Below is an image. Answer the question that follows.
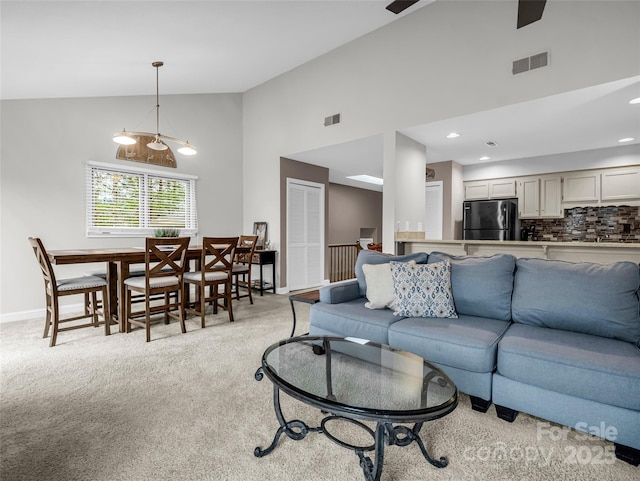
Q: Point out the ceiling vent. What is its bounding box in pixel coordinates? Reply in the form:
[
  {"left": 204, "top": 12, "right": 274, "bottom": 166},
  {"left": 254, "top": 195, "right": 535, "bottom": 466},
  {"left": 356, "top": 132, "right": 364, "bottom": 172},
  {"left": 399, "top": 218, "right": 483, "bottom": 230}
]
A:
[
  {"left": 512, "top": 51, "right": 549, "bottom": 75},
  {"left": 486, "top": 141, "right": 499, "bottom": 147},
  {"left": 324, "top": 113, "right": 341, "bottom": 127}
]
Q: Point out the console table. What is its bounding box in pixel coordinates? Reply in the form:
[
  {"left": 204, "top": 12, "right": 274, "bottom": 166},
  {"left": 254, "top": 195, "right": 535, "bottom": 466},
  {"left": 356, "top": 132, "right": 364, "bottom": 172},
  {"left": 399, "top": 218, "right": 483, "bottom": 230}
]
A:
[{"left": 251, "top": 250, "right": 276, "bottom": 295}]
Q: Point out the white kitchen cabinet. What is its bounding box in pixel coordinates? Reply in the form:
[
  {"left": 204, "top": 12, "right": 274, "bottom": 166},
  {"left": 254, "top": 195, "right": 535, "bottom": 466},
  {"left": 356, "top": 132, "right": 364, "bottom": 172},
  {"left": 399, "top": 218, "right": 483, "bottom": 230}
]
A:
[
  {"left": 601, "top": 168, "right": 640, "bottom": 201},
  {"left": 464, "top": 179, "right": 516, "bottom": 200},
  {"left": 466, "top": 165, "right": 640, "bottom": 210},
  {"left": 488, "top": 179, "right": 517, "bottom": 198},
  {"left": 517, "top": 176, "right": 562, "bottom": 219},
  {"left": 562, "top": 172, "right": 600, "bottom": 203},
  {"left": 464, "top": 181, "right": 490, "bottom": 200},
  {"left": 540, "top": 176, "right": 563, "bottom": 218},
  {"left": 518, "top": 178, "right": 540, "bottom": 218}
]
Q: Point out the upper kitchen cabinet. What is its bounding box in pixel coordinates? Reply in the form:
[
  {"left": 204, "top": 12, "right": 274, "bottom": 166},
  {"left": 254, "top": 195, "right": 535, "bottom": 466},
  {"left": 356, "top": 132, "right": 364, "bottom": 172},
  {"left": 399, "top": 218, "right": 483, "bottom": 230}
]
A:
[
  {"left": 540, "top": 177, "right": 563, "bottom": 218},
  {"left": 518, "top": 178, "right": 540, "bottom": 218},
  {"left": 464, "top": 180, "right": 489, "bottom": 200},
  {"left": 465, "top": 166, "right": 640, "bottom": 217},
  {"left": 464, "top": 179, "right": 516, "bottom": 200},
  {"left": 488, "top": 179, "right": 517, "bottom": 198},
  {"left": 601, "top": 168, "right": 640, "bottom": 201},
  {"left": 562, "top": 172, "right": 600, "bottom": 203},
  {"left": 517, "top": 175, "right": 562, "bottom": 219},
  {"left": 561, "top": 167, "right": 640, "bottom": 206}
]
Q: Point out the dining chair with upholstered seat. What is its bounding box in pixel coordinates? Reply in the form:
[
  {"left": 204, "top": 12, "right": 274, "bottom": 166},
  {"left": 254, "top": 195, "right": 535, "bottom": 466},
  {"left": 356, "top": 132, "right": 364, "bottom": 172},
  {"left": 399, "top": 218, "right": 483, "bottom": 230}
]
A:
[
  {"left": 183, "top": 237, "right": 238, "bottom": 327},
  {"left": 28, "top": 237, "right": 114, "bottom": 347},
  {"left": 232, "top": 234, "right": 258, "bottom": 304},
  {"left": 123, "top": 237, "right": 190, "bottom": 342}
]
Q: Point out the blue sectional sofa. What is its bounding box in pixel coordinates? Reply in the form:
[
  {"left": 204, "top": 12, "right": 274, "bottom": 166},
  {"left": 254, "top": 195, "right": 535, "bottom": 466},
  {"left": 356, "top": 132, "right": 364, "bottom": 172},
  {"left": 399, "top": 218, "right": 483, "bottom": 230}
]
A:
[{"left": 308, "top": 249, "right": 640, "bottom": 465}]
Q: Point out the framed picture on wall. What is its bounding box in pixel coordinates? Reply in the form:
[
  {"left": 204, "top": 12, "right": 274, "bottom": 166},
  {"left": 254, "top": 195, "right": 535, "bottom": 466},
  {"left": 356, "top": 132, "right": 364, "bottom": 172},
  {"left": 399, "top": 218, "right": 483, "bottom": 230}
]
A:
[{"left": 253, "top": 222, "right": 267, "bottom": 250}]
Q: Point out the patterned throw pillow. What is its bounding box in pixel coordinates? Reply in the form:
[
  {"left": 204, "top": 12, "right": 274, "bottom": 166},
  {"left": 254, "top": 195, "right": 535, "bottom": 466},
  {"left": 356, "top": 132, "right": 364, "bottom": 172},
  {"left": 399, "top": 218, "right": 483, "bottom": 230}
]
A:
[{"left": 390, "top": 260, "right": 458, "bottom": 318}]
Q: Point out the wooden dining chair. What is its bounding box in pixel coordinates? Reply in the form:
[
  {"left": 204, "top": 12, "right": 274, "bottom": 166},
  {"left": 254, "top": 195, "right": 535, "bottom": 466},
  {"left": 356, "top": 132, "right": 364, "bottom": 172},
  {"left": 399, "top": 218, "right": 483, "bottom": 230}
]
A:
[
  {"left": 123, "top": 237, "right": 190, "bottom": 342},
  {"left": 28, "top": 237, "right": 114, "bottom": 347},
  {"left": 232, "top": 234, "right": 258, "bottom": 304},
  {"left": 183, "top": 237, "right": 238, "bottom": 327}
]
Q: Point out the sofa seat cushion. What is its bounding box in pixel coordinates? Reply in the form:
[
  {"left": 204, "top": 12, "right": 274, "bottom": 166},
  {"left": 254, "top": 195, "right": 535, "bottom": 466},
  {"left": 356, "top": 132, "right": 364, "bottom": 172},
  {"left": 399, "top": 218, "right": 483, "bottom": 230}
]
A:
[
  {"left": 512, "top": 258, "right": 640, "bottom": 344},
  {"left": 388, "top": 315, "right": 511, "bottom": 373},
  {"left": 428, "top": 252, "right": 515, "bottom": 321},
  {"left": 497, "top": 323, "right": 640, "bottom": 411},
  {"left": 309, "top": 298, "right": 403, "bottom": 345}
]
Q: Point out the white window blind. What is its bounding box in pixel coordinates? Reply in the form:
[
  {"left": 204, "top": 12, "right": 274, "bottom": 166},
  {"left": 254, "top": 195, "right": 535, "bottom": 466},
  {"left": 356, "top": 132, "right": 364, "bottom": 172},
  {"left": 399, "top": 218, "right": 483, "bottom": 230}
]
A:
[{"left": 86, "top": 161, "right": 198, "bottom": 237}]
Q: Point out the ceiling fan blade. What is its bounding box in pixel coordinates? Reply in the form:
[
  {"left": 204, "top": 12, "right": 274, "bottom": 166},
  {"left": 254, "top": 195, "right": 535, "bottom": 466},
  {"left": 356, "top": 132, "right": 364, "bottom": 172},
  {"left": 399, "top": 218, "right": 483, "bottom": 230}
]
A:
[
  {"left": 386, "top": 0, "right": 420, "bottom": 15},
  {"left": 517, "top": 0, "right": 547, "bottom": 29}
]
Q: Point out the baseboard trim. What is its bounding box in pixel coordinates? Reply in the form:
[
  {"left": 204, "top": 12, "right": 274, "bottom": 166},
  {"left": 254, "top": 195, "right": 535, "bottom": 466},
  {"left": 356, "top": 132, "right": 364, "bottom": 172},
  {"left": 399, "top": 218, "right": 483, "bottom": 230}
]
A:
[{"left": 0, "top": 303, "right": 85, "bottom": 324}]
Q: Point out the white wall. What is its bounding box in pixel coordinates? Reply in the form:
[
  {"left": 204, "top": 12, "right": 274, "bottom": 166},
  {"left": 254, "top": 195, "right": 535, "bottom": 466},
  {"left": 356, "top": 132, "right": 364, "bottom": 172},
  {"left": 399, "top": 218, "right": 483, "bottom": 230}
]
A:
[
  {"left": 463, "top": 144, "right": 640, "bottom": 181},
  {"left": 243, "top": 0, "right": 640, "bottom": 281},
  {"left": 3, "top": 1, "right": 639, "bottom": 316},
  {"left": 394, "top": 133, "right": 427, "bottom": 231},
  {"left": 1, "top": 93, "right": 243, "bottom": 319}
]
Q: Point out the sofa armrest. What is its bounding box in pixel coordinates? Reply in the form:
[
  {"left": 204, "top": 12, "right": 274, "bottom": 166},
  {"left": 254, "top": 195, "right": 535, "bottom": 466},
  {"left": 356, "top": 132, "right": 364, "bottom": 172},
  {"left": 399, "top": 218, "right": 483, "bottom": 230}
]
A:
[{"left": 319, "top": 280, "right": 362, "bottom": 304}]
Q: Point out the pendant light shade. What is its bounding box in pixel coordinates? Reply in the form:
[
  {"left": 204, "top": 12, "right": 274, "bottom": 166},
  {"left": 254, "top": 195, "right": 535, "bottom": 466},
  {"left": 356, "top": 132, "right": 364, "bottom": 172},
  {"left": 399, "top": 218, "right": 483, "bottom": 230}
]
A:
[
  {"left": 113, "top": 61, "right": 197, "bottom": 155},
  {"left": 147, "top": 135, "right": 168, "bottom": 151},
  {"left": 113, "top": 131, "right": 138, "bottom": 145},
  {"left": 177, "top": 143, "right": 197, "bottom": 156}
]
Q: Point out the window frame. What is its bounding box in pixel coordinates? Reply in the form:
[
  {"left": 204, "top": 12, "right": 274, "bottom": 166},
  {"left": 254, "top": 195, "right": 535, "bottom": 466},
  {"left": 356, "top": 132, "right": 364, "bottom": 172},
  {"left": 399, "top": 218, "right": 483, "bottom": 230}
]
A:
[{"left": 86, "top": 161, "right": 198, "bottom": 238}]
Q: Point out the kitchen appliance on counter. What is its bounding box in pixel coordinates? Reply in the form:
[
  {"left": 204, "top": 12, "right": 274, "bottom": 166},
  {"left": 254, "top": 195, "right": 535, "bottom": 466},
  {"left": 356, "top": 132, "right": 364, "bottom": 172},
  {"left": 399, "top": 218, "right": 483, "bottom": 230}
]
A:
[
  {"left": 463, "top": 199, "right": 519, "bottom": 241},
  {"left": 520, "top": 224, "right": 536, "bottom": 241}
]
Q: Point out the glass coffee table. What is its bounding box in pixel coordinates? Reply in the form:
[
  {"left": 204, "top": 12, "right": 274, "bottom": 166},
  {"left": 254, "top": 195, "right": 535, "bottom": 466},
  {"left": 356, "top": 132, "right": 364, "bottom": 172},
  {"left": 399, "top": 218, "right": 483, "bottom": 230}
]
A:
[{"left": 254, "top": 336, "right": 458, "bottom": 481}]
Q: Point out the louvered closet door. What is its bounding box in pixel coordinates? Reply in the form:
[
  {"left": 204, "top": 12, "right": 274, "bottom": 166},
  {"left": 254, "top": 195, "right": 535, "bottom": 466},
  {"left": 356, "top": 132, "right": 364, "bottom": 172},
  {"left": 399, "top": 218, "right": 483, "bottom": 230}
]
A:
[{"left": 287, "top": 179, "right": 324, "bottom": 291}]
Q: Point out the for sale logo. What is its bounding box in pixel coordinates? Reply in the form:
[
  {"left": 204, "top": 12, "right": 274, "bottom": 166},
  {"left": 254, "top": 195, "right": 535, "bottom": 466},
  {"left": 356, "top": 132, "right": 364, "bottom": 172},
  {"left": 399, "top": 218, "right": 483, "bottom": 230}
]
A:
[{"left": 462, "top": 421, "right": 618, "bottom": 466}]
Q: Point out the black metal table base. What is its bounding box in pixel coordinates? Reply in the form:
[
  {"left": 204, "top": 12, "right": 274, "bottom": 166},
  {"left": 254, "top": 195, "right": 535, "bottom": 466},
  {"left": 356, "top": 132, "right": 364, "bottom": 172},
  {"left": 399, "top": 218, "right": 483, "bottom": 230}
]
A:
[{"left": 254, "top": 367, "right": 448, "bottom": 481}]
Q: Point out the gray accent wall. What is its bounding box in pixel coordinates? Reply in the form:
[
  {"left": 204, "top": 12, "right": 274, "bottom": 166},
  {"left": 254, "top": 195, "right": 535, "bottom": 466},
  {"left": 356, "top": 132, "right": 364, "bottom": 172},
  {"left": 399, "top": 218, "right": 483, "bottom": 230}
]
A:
[
  {"left": 279, "top": 157, "right": 329, "bottom": 287},
  {"left": 328, "top": 183, "right": 382, "bottom": 245}
]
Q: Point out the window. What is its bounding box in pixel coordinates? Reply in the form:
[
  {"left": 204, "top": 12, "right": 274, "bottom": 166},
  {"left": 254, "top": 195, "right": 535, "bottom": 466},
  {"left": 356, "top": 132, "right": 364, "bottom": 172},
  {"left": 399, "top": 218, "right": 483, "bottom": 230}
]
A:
[{"left": 86, "top": 161, "right": 197, "bottom": 237}]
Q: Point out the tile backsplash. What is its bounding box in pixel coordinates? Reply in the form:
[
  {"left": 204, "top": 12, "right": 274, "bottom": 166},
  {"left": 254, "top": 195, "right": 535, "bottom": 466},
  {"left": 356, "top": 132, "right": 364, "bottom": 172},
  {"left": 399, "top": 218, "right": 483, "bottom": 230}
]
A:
[{"left": 524, "top": 206, "right": 640, "bottom": 243}]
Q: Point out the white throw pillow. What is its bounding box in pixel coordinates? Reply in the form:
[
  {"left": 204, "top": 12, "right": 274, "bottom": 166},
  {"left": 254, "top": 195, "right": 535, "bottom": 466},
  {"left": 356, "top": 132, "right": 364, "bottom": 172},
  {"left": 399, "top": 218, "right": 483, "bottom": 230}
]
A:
[{"left": 362, "top": 263, "right": 396, "bottom": 309}]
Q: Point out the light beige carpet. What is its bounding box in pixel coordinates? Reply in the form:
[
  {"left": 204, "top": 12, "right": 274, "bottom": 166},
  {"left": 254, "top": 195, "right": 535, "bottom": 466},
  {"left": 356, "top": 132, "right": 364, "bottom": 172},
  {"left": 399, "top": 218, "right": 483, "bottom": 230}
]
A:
[{"left": 1, "top": 294, "right": 637, "bottom": 481}]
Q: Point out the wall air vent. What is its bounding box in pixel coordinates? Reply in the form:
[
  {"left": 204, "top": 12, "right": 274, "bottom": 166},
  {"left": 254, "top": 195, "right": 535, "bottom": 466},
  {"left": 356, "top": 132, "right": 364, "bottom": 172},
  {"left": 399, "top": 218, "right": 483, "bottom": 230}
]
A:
[
  {"left": 324, "top": 113, "right": 341, "bottom": 127},
  {"left": 512, "top": 51, "right": 549, "bottom": 75}
]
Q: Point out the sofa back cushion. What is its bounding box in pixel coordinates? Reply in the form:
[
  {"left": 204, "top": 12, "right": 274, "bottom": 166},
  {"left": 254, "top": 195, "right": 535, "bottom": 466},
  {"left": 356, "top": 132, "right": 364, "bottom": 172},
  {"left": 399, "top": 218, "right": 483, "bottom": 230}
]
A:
[
  {"left": 355, "top": 249, "right": 428, "bottom": 297},
  {"left": 512, "top": 258, "right": 640, "bottom": 344},
  {"left": 428, "top": 252, "right": 516, "bottom": 321}
]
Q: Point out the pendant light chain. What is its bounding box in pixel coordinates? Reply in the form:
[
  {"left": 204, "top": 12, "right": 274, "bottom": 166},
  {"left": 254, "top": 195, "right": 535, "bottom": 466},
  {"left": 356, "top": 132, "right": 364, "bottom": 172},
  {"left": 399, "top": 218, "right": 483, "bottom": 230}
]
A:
[{"left": 154, "top": 61, "right": 162, "bottom": 139}]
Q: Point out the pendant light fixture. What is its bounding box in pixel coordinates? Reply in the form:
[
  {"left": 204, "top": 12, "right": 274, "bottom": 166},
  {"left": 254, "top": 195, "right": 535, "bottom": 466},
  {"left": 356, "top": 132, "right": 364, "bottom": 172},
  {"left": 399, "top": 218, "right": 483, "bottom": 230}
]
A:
[{"left": 113, "top": 61, "right": 197, "bottom": 156}]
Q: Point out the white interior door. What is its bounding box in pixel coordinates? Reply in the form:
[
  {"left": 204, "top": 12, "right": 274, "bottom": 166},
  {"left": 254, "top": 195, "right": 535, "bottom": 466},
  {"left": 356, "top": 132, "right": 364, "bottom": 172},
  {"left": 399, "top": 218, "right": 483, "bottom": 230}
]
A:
[
  {"left": 425, "top": 181, "right": 443, "bottom": 240},
  {"left": 287, "top": 179, "right": 324, "bottom": 291}
]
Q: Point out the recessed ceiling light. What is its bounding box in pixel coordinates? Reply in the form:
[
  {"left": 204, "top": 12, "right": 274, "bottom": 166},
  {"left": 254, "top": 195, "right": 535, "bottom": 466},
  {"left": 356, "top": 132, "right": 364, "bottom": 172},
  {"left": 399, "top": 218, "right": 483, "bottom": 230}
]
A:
[
  {"left": 446, "top": 132, "right": 461, "bottom": 139},
  {"left": 618, "top": 137, "right": 635, "bottom": 143},
  {"left": 629, "top": 97, "right": 640, "bottom": 105},
  {"left": 479, "top": 156, "right": 491, "bottom": 161},
  {"left": 346, "top": 174, "right": 383, "bottom": 185}
]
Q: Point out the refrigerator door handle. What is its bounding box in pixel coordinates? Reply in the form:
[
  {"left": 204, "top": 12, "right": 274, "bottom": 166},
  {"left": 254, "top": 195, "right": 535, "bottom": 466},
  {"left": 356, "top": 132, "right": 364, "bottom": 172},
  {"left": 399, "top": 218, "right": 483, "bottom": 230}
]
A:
[{"left": 502, "top": 203, "right": 509, "bottom": 230}]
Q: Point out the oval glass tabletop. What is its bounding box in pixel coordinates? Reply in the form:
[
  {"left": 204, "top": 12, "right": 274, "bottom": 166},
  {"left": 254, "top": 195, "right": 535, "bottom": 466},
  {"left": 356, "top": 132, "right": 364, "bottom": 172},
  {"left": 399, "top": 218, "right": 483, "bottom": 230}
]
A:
[{"left": 260, "top": 336, "right": 457, "bottom": 423}]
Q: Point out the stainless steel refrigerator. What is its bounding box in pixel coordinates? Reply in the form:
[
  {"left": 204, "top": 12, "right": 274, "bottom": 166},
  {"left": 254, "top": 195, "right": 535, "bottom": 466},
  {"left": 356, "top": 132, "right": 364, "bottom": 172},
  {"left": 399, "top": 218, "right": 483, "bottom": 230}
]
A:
[{"left": 462, "top": 199, "right": 518, "bottom": 240}]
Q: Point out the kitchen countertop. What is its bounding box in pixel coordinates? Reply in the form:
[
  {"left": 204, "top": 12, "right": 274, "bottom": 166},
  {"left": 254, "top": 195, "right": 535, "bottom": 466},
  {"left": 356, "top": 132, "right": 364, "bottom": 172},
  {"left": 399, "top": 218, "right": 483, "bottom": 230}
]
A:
[{"left": 395, "top": 238, "right": 640, "bottom": 248}]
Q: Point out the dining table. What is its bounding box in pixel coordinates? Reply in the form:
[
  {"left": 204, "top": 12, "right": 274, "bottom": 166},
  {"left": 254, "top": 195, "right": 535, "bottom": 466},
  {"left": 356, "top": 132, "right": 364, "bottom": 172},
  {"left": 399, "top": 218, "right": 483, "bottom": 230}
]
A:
[{"left": 47, "top": 244, "right": 249, "bottom": 332}]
